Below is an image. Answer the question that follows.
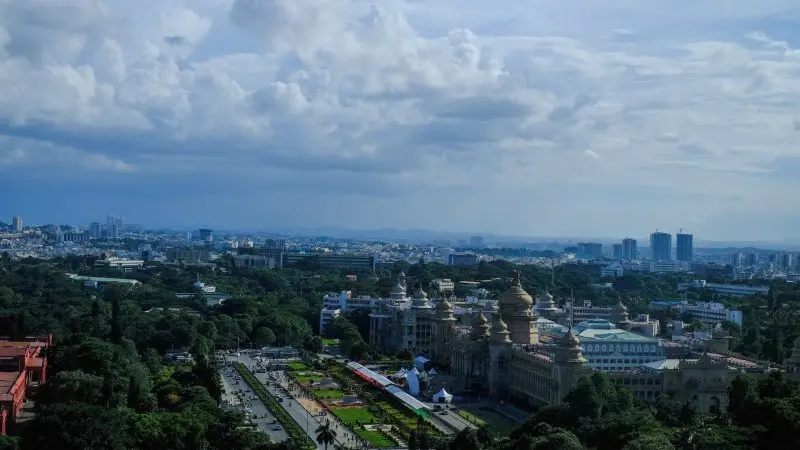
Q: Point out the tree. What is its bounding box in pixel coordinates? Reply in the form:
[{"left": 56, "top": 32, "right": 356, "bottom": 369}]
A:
[
  {"left": 252, "top": 326, "right": 276, "bottom": 347},
  {"left": 315, "top": 420, "right": 337, "bottom": 450}
]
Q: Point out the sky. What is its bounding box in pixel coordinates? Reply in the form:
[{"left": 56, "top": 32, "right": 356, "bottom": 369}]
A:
[{"left": 1, "top": 0, "right": 799, "bottom": 241}]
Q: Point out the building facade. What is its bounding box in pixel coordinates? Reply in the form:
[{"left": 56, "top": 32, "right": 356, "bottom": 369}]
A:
[
  {"left": 676, "top": 233, "right": 693, "bottom": 262},
  {"left": 622, "top": 238, "right": 637, "bottom": 260},
  {"left": 650, "top": 232, "right": 672, "bottom": 261}
]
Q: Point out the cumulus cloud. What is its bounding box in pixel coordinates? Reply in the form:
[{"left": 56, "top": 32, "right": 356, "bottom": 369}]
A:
[{"left": 1, "top": 0, "right": 799, "bottom": 239}]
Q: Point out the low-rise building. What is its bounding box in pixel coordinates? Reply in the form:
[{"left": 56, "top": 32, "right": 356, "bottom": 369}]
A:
[
  {"left": 93, "top": 257, "right": 143, "bottom": 272},
  {"left": 677, "top": 280, "right": 769, "bottom": 297},
  {"left": 0, "top": 335, "right": 51, "bottom": 435},
  {"left": 430, "top": 279, "right": 455, "bottom": 292},
  {"left": 649, "top": 300, "right": 744, "bottom": 327}
]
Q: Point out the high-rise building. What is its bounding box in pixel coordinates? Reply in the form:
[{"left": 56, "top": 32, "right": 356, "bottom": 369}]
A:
[
  {"left": 650, "top": 232, "right": 672, "bottom": 261},
  {"left": 198, "top": 228, "right": 213, "bottom": 243},
  {"left": 90, "top": 222, "right": 102, "bottom": 238},
  {"left": 577, "top": 242, "right": 603, "bottom": 259},
  {"left": 612, "top": 243, "right": 623, "bottom": 259},
  {"left": 622, "top": 238, "right": 637, "bottom": 260},
  {"left": 676, "top": 232, "right": 693, "bottom": 262},
  {"left": 730, "top": 252, "right": 742, "bottom": 267},
  {"left": 11, "top": 216, "right": 22, "bottom": 232},
  {"left": 744, "top": 253, "right": 758, "bottom": 266}
]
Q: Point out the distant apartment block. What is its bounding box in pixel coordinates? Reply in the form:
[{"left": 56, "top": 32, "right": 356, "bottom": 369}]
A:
[
  {"left": 676, "top": 233, "right": 693, "bottom": 262},
  {"left": 320, "top": 291, "right": 386, "bottom": 332},
  {"left": 649, "top": 301, "right": 743, "bottom": 327},
  {"left": 447, "top": 253, "right": 478, "bottom": 267},
  {"left": 600, "top": 264, "right": 623, "bottom": 277},
  {"left": 62, "top": 232, "right": 89, "bottom": 244},
  {"left": 577, "top": 242, "right": 603, "bottom": 259},
  {"left": 11, "top": 216, "right": 22, "bottom": 233},
  {"left": 690, "top": 263, "right": 734, "bottom": 278},
  {"left": 234, "top": 254, "right": 281, "bottom": 270},
  {"left": 198, "top": 228, "right": 213, "bottom": 243},
  {"left": 677, "top": 280, "right": 769, "bottom": 297},
  {"left": 622, "top": 238, "right": 637, "bottom": 260},
  {"left": 430, "top": 279, "right": 455, "bottom": 292},
  {"left": 93, "top": 257, "right": 143, "bottom": 273},
  {"left": 89, "top": 222, "right": 102, "bottom": 238},
  {"left": 650, "top": 261, "right": 678, "bottom": 273},
  {"left": 612, "top": 244, "right": 623, "bottom": 259},
  {"left": 650, "top": 232, "right": 672, "bottom": 261},
  {"left": 284, "top": 253, "right": 376, "bottom": 271},
  {"left": 469, "top": 236, "right": 484, "bottom": 247},
  {"left": 166, "top": 247, "right": 211, "bottom": 263}
]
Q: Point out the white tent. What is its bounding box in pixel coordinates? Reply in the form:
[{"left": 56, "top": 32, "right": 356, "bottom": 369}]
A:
[
  {"left": 427, "top": 368, "right": 438, "bottom": 376},
  {"left": 410, "top": 367, "right": 420, "bottom": 375},
  {"left": 433, "top": 388, "right": 452, "bottom": 404},
  {"left": 393, "top": 369, "right": 407, "bottom": 378}
]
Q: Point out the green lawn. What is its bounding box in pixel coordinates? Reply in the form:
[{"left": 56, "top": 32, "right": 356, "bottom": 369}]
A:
[
  {"left": 355, "top": 429, "right": 396, "bottom": 448},
  {"left": 463, "top": 407, "right": 518, "bottom": 436},
  {"left": 321, "top": 338, "right": 339, "bottom": 346},
  {"left": 457, "top": 409, "right": 487, "bottom": 427},
  {"left": 331, "top": 408, "right": 378, "bottom": 425},
  {"left": 295, "top": 372, "right": 324, "bottom": 384},
  {"left": 287, "top": 362, "right": 308, "bottom": 371},
  {"left": 313, "top": 389, "right": 344, "bottom": 399}
]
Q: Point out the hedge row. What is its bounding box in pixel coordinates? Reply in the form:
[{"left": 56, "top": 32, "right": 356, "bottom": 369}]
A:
[{"left": 233, "top": 362, "right": 316, "bottom": 450}]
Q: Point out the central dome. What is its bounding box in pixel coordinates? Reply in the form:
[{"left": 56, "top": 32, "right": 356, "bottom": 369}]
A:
[{"left": 499, "top": 271, "right": 533, "bottom": 308}]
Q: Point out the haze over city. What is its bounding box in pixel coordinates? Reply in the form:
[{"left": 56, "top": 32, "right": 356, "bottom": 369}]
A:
[{"left": 1, "top": 0, "right": 799, "bottom": 241}]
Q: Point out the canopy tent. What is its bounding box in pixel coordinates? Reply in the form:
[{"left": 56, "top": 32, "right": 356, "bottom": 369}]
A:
[
  {"left": 433, "top": 388, "right": 452, "bottom": 404},
  {"left": 413, "top": 356, "right": 430, "bottom": 371},
  {"left": 409, "top": 367, "right": 420, "bottom": 375},
  {"left": 393, "top": 369, "right": 407, "bottom": 378},
  {"left": 427, "top": 368, "right": 438, "bottom": 376},
  {"left": 405, "top": 373, "right": 421, "bottom": 395}
]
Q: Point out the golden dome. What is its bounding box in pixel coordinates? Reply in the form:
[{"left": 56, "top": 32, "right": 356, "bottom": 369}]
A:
[
  {"left": 499, "top": 271, "right": 533, "bottom": 308},
  {"left": 561, "top": 329, "right": 581, "bottom": 348},
  {"left": 491, "top": 314, "right": 509, "bottom": 332},
  {"left": 436, "top": 298, "right": 453, "bottom": 312},
  {"left": 612, "top": 299, "right": 628, "bottom": 312}
]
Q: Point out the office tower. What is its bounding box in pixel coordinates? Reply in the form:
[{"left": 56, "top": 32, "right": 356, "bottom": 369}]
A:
[
  {"left": 730, "top": 252, "right": 742, "bottom": 267},
  {"left": 778, "top": 253, "right": 793, "bottom": 270},
  {"left": 577, "top": 242, "right": 603, "bottom": 259},
  {"left": 676, "top": 232, "right": 693, "bottom": 262},
  {"left": 199, "top": 228, "right": 213, "bottom": 243},
  {"left": 107, "top": 224, "right": 120, "bottom": 239},
  {"left": 744, "top": 253, "right": 758, "bottom": 266},
  {"left": 612, "top": 243, "right": 623, "bottom": 259},
  {"left": 622, "top": 238, "right": 637, "bottom": 260},
  {"left": 11, "top": 216, "right": 22, "bottom": 232},
  {"left": 650, "top": 232, "right": 672, "bottom": 261},
  {"left": 90, "top": 222, "right": 102, "bottom": 238}
]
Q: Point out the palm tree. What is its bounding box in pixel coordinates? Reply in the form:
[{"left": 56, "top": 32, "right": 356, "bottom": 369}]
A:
[{"left": 316, "top": 419, "right": 338, "bottom": 450}]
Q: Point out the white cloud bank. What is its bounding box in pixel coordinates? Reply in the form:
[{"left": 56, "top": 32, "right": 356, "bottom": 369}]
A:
[{"left": 1, "top": 0, "right": 799, "bottom": 240}]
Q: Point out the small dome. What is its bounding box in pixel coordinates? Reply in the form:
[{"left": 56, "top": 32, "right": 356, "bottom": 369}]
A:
[
  {"left": 491, "top": 314, "right": 509, "bottom": 332},
  {"left": 561, "top": 330, "right": 581, "bottom": 348},
  {"left": 499, "top": 271, "right": 533, "bottom": 308},
  {"left": 612, "top": 299, "right": 628, "bottom": 312},
  {"left": 436, "top": 298, "right": 453, "bottom": 312},
  {"left": 414, "top": 286, "right": 428, "bottom": 299},
  {"left": 473, "top": 311, "right": 488, "bottom": 326}
]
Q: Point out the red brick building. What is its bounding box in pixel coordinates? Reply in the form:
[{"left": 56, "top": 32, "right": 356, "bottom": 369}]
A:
[{"left": 0, "top": 335, "right": 51, "bottom": 435}]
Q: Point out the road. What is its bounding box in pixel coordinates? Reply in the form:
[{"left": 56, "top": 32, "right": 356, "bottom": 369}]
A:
[
  {"left": 219, "top": 363, "right": 290, "bottom": 443},
  {"left": 229, "top": 354, "right": 367, "bottom": 450}
]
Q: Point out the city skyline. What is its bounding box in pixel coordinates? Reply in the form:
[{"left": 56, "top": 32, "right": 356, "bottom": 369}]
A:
[{"left": 1, "top": 1, "right": 799, "bottom": 240}]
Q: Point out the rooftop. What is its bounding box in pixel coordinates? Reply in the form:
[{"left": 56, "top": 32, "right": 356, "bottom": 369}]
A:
[{"left": 546, "top": 320, "right": 657, "bottom": 343}]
